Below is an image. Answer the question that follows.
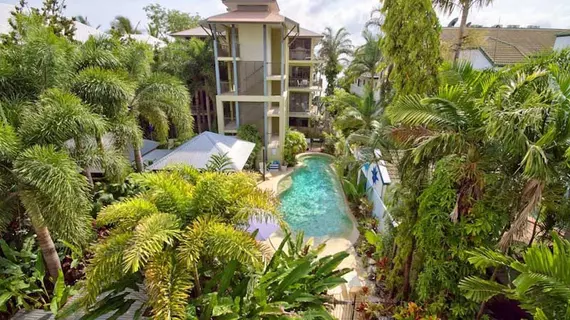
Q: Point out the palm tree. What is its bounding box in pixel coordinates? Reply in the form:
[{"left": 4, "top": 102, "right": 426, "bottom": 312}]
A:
[
  {"left": 333, "top": 86, "right": 383, "bottom": 138},
  {"left": 110, "top": 16, "right": 141, "bottom": 36},
  {"left": 0, "top": 123, "right": 92, "bottom": 279},
  {"left": 434, "top": 0, "right": 494, "bottom": 62},
  {"left": 460, "top": 232, "right": 570, "bottom": 320},
  {"left": 72, "top": 41, "right": 193, "bottom": 172},
  {"left": 318, "top": 27, "right": 353, "bottom": 96},
  {"left": 365, "top": 5, "right": 384, "bottom": 30},
  {"left": 346, "top": 30, "right": 383, "bottom": 90},
  {"left": 79, "top": 167, "right": 281, "bottom": 318}
]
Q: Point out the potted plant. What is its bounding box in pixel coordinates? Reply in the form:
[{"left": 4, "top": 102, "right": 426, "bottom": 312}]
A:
[{"left": 281, "top": 161, "right": 288, "bottom": 171}]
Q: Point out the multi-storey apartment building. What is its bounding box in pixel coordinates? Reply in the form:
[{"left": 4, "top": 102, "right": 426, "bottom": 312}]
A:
[{"left": 173, "top": 0, "right": 323, "bottom": 164}]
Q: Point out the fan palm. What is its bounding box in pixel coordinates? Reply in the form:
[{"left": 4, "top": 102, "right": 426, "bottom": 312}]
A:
[
  {"left": 110, "top": 16, "right": 141, "bottom": 36},
  {"left": 460, "top": 232, "right": 570, "bottom": 320},
  {"left": 434, "top": 0, "right": 494, "bottom": 62},
  {"left": 318, "top": 27, "right": 353, "bottom": 95},
  {"left": 78, "top": 167, "right": 281, "bottom": 318}
]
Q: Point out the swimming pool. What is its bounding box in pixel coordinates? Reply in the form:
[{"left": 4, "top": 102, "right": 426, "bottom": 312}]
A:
[{"left": 279, "top": 155, "right": 354, "bottom": 237}]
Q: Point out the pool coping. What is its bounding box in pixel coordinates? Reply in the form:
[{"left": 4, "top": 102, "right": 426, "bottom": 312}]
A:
[{"left": 274, "top": 152, "right": 360, "bottom": 245}]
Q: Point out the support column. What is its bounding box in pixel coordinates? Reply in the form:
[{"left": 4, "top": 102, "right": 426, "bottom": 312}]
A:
[
  {"left": 212, "top": 25, "right": 223, "bottom": 136},
  {"left": 263, "top": 24, "right": 268, "bottom": 165},
  {"left": 216, "top": 99, "right": 224, "bottom": 134},
  {"left": 232, "top": 24, "right": 240, "bottom": 128}
]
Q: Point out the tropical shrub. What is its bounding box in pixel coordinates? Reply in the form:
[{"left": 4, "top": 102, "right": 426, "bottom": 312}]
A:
[
  {"left": 237, "top": 124, "right": 262, "bottom": 169},
  {"left": 0, "top": 238, "right": 73, "bottom": 316},
  {"left": 284, "top": 129, "right": 307, "bottom": 166},
  {"left": 190, "top": 231, "right": 350, "bottom": 319},
  {"left": 71, "top": 166, "right": 281, "bottom": 319},
  {"left": 460, "top": 232, "right": 570, "bottom": 320}
]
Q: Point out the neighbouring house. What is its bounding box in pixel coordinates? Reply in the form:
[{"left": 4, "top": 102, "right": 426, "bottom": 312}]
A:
[
  {"left": 0, "top": 3, "right": 106, "bottom": 42},
  {"left": 147, "top": 131, "right": 255, "bottom": 171},
  {"left": 350, "top": 73, "right": 381, "bottom": 101},
  {"left": 173, "top": 0, "right": 324, "bottom": 165},
  {"left": 441, "top": 26, "right": 570, "bottom": 70}
]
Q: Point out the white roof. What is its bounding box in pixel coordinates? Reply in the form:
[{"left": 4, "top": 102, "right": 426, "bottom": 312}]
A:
[
  {"left": 73, "top": 21, "right": 106, "bottom": 42},
  {"left": 147, "top": 131, "right": 255, "bottom": 171},
  {"left": 122, "top": 34, "right": 168, "bottom": 48},
  {"left": 0, "top": 3, "right": 106, "bottom": 43},
  {"left": 0, "top": 3, "right": 14, "bottom": 35}
]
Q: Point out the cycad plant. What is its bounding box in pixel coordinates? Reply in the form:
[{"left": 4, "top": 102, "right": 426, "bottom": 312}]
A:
[
  {"left": 75, "top": 167, "right": 281, "bottom": 319},
  {"left": 460, "top": 232, "right": 570, "bottom": 320}
]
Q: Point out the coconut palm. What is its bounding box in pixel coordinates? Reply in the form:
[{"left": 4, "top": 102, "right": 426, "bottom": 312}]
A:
[
  {"left": 333, "top": 86, "right": 383, "bottom": 138},
  {"left": 365, "top": 5, "right": 384, "bottom": 30},
  {"left": 346, "top": 30, "right": 383, "bottom": 90},
  {"left": 110, "top": 16, "right": 141, "bottom": 36},
  {"left": 318, "top": 27, "right": 353, "bottom": 95},
  {"left": 78, "top": 167, "right": 281, "bottom": 318},
  {"left": 460, "top": 232, "right": 570, "bottom": 320},
  {"left": 434, "top": 0, "right": 494, "bottom": 62}
]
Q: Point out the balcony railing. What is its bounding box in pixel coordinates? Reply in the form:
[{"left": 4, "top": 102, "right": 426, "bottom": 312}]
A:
[
  {"left": 290, "top": 102, "right": 311, "bottom": 113},
  {"left": 289, "top": 77, "right": 311, "bottom": 88},
  {"left": 289, "top": 47, "right": 312, "bottom": 61}
]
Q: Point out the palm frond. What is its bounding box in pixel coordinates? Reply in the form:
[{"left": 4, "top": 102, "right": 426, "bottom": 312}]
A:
[
  {"left": 144, "top": 250, "right": 193, "bottom": 320},
  {"left": 123, "top": 213, "right": 181, "bottom": 273}
]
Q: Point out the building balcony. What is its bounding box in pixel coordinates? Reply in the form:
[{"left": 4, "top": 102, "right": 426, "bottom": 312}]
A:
[{"left": 289, "top": 77, "right": 322, "bottom": 89}]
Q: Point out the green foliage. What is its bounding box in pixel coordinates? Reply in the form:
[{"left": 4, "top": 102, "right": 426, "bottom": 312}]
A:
[
  {"left": 205, "top": 152, "right": 234, "bottom": 172},
  {"left": 237, "top": 124, "right": 262, "bottom": 169},
  {"left": 194, "top": 231, "right": 349, "bottom": 319},
  {"left": 78, "top": 166, "right": 282, "bottom": 318},
  {"left": 381, "top": 0, "right": 441, "bottom": 96},
  {"left": 318, "top": 27, "right": 353, "bottom": 96},
  {"left": 144, "top": 3, "right": 201, "bottom": 39},
  {"left": 460, "top": 233, "right": 570, "bottom": 320},
  {"left": 284, "top": 129, "right": 308, "bottom": 166},
  {"left": 0, "top": 238, "right": 73, "bottom": 316}
]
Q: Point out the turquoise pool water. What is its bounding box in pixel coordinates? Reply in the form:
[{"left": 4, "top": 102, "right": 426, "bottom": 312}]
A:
[{"left": 279, "top": 155, "right": 353, "bottom": 237}]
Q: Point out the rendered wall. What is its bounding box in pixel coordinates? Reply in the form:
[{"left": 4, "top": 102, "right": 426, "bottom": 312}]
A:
[{"left": 458, "top": 49, "right": 493, "bottom": 70}]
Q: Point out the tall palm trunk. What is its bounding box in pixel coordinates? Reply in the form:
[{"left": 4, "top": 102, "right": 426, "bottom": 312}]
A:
[
  {"left": 34, "top": 224, "right": 61, "bottom": 279},
  {"left": 134, "top": 147, "right": 144, "bottom": 172},
  {"left": 453, "top": 2, "right": 471, "bottom": 63}
]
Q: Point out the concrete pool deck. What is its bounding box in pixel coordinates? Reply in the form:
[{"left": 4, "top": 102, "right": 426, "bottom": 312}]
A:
[{"left": 257, "top": 152, "right": 370, "bottom": 298}]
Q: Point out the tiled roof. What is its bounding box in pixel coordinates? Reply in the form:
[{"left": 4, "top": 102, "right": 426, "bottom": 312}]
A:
[
  {"left": 299, "top": 27, "right": 322, "bottom": 38},
  {"left": 442, "top": 27, "right": 570, "bottom": 65}
]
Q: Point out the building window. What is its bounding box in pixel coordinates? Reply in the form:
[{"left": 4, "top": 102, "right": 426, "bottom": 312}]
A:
[
  {"left": 289, "top": 38, "right": 312, "bottom": 60},
  {"left": 290, "top": 93, "right": 310, "bottom": 112},
  {"left": 289, "top": 117, "right": 309, "bottom": 127}
]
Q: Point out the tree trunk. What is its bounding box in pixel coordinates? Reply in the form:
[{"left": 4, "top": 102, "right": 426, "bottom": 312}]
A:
[
  {"left": 34, "top": 224, "right": 61, "bottom": 280},
  {"left": 453, "top": 2, "right": 471, "bottom": 63},
  {"left": 528, "top": 209, "right": 541, "bottom": 246},
  {"left": 193, "top": 264, "right": 202, "bottom": 296},
  {"left": 402, "top": 237, "right": 416, "bottom": 301},
  {"left": 134, "top": 147, "right": 144, "bottom": 172},
  {"left": 96, "top": 135, "right": 105, "bottom": 152}
]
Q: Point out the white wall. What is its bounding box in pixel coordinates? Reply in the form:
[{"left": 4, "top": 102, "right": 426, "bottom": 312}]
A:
[
  {"left": 458, "top": 49, "right": 493, "bottom": 70},
  {"left": 238, "top": 24, "right": 265, "bottom": 61},
  {"left": 350, "top": 82, "right": 381, "bottom": 101},
  {"left": 554, "top": 36, "right": 570, "bottom": 51}
]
